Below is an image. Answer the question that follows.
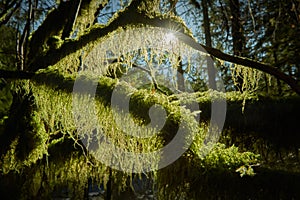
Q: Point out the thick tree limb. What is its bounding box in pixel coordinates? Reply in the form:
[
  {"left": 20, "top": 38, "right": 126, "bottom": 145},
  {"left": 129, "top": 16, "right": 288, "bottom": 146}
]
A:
[
  {"left": 27, "top": 6, "right": 187, "bottom": 71},
  {"left": 27, "top": 0, "right": 108, "bottom": 64},
  {"left": 76, "top": 0, "right": 108, "bottom": 28},
  {"left": 27, "top": 1, "right": 78, "bottom": 63},
  {"left": 201, "top": 45, "right": 300, "bottom": 95},
  {"left": 26, "top": 1, "right": 300, "bottom": 94}
]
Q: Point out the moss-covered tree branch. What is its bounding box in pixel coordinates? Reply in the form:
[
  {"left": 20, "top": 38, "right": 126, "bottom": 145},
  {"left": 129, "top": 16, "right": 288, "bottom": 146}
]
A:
[
  {"left": 27, "top": 0, "right": 108, "bottom": 65},
  {"left": 27, "top": 0, "right": 300, "bottom": 95}
]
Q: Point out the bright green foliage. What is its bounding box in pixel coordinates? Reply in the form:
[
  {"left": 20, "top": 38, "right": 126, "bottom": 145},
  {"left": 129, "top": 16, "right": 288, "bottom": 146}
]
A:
[
  {"left": 195, "top": 143, "right": 259, "bottom": 172},
  {"left": 236, "top": 165, "right": 256, "bottom": 177},
  {"left": 46, "top": 36, "right": 63, "bottom": 51}
]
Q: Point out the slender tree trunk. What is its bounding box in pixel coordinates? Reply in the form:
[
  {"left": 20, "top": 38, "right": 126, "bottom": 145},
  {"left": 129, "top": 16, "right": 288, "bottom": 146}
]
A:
[
  {"left": 229, "top": 0, "right": 245, "bottom": 92},
  {"left": 106, "top": 168, "right": 112, "bottom": 200},
  {"left": 61, "top": 0, "right": 83, "bottom": 39},
  {"left": 273, "top": 50, "right": 282, "bottom": 95},
  {"left": 177, "top": 57, "right": 185, "bottom": 92},
  {"left": 201, "top": 0, "right": 217, "bottom": 90},
  {"left": 263, "top": 73, "right": 269, "bottom": 94},
  {"left": 17, "top": 0, "right": 33, "bottom": 71},
  {"left": 229, "top": 0, "right": 244, "bottom": 56}
]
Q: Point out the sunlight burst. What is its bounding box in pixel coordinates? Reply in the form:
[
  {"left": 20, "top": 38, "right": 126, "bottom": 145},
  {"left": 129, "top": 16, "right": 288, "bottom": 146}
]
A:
[{"left": 164, "top": 32, "right": 176, "bottom": 43}]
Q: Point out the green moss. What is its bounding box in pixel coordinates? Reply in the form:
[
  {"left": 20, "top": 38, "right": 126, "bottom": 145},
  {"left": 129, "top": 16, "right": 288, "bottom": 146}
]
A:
[
  {"left": 197, "top": 143, "right": 259, "bottom": 172},
  {"left": 0, "top": 83, "right": 48, "bottom": 174},
  {"left": 47, "top": 35, "right": 63, "bottom": 50}
]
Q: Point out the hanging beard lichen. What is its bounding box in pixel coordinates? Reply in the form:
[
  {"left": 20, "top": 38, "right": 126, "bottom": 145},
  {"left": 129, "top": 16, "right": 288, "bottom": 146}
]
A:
[
  {"left": 230, "top": 64, "right": 264, "bottom": 92},
  {"left": 216, "top": 58, "right": 274, "bottom": 111},
  {"left": 17, "top": 66, "right": 203, "bottom": 195},
  {"left": 25, "top": 25, "right": 213, "bottom": 197}
]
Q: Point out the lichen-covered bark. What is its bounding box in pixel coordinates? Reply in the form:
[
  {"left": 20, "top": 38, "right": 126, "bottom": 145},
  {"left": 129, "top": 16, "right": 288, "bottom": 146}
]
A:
[
  {"left": 27, "top": 0, "right": 108, "bottom": 69},
  {"left": 75, "top": 0, "right": 109, "bottom": 31}
]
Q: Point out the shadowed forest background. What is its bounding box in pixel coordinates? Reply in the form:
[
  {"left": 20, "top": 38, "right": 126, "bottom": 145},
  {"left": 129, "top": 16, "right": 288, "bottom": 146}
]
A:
[{"left": 0, "top": 0, "right": 300, "bottom": 199}]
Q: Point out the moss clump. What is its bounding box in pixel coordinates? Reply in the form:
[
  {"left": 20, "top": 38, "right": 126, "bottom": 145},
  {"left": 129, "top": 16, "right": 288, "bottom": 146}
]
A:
[{"left": 0, "top": 82, "right": 48, "bottom": 174}]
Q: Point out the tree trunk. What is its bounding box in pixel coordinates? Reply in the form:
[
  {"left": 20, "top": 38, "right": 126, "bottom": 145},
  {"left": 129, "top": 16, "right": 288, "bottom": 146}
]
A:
[
  {"left": 106, "top": 168, "right": 112, "bottom": 200},
  {"left": 229, "top": 0, "right": 245, "bottom": 92},
  {"left": 177, "top": 57, "right": 185, "bottom": 92},
  {"left": 17, "top": 0, "right": 33, "bottom": 71},
  {"left": 201, "top": 0, "right": 217, "bottom": 90},
  {"left": 61, "top": 0, "right": 83, "bottom": 39},
  {"left": 274, "top": 60, "right": 282, "bottom": 95}
]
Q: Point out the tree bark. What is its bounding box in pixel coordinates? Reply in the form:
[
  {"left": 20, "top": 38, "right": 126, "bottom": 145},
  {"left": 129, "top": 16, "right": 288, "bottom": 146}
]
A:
[
  {"left": 27, "top": 0, "right": 108, "bottom": 66},
  {"left": 61, "top": 0, "right": 83, "bottom": 39},
  {"left": 106, "top": 168, "right": 112, "bottom": 200},
  {"left": 17, "top": 0, "right": 33, "bottom": 71},
  {"left": 201, "top": 0, "right": 217, "bottom": 90},
  {"left": 177, "top": 57, "right": 185, "bottom": 92},
  {"left": 273, "top": 47, "right": 282, "bottom": 95},
  {"left": 229, "top": 0, "right": 245, "bottom": 57},
  {"left": 229, "top": 0, "right": 245, "bottom": 92}
]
